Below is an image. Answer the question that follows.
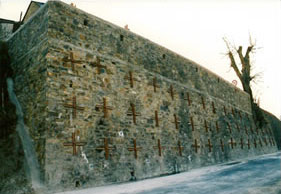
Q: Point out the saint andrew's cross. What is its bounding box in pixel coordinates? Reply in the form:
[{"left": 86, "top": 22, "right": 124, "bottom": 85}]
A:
[
  {"left": 63, "top": 132, "right": 86, "bottom": 155},
  {"left": 153, "top": 139, "right": 165, "bottom": 157},
  {"left": 128, "top": 139, "right": 142, "bottom": 159},
  {"left": 206, "top": 139, "right": 213, "bottom": 152},
  {"left": 95, "top": 97, "right": 113, "bottom": 118},
  {"left": 63, "top": 95, "right": 84, "bottom": 119},
  {"left": 96, "top": 138, "right": 115, "bottom": 160},
  {"left": 127, "top": 103, "right": 141, "bottom": 124}
]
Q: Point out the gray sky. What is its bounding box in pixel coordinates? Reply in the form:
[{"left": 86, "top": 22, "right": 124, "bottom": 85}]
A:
[{"left": 0, "top": 0, "right": 280, "bottom": 118}]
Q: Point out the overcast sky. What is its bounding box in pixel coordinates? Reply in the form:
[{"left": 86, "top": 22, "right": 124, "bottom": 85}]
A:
[{"left": 0, "top": 0, "right": 280, "bottom": 118}]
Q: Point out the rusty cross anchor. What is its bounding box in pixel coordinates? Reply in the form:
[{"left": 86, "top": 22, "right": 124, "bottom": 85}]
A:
[
  {"left": 229, "top": 138, "right": 236, "bottom": 149},
  {"left": 63, "top": 95, "right": 85, "bottom": 119},
  {"left": 255, "top": 127, "right": 259, "bottom": 135},
  {"left": 95, "top": 97, "right": 113, "bottom": 118},
  {"left": 63, "top": 132, "right": 86, "bottom": 155},
  {"left": 190, "top": 116, "right": 195, "bottom": 131},
  {"left": 91, "top": 57, "right": 106, "bottom": 74},
  {"left": 212, "top": 102, "right": 216, "bottom": 114},
  {"left": 259, "top": 138, "right": 263, "bottom": 147},
  {"left": 152, "top": 77, "right": 160, "bottom": 92},
  {"left": 227, "top": 122, "right": 232, "bottom": 134},
  {"left": 155, "top": 110, "right": 159, "bottom": 127},
  {"left": 184, "top": 92, "right": 192, "bottom": 106},
  {"left": 192, "top": 139, "right": 200, "bottom": 153},
  {"left": 125, "top": 71, "right": 138, "bottom": 88},
  {"left": 269, "top": 138, "right": 273, "bottom": 146},
  {"left": 206, "top": 139, "right": 213, "bottom": 152},
  {"left": 201, "top": 96, "right": 205, "bottom": 110},
  {"left": 176, "top": 141, "right": 184, "bottom": 156},
  {"left": 153, "top": 139, "right": 165, "bottom": 156},
  {"left": 128, "top": 139, "right": 142, "bottom": 159},
  {"left": 63, "top": 52, "right": 83, "bottom": 71},
  {"left": 231, "top": 107, "right": 235, "bottom": 116},
  {"left": 168, "top": 85, "right": 176, "bottom": 100},
  {"left": 238, "top": 111, "right": 242, "bottom": 120},
  {"left": 244, "top": 126, "right": 248, "bottom": 135},
  {"left": 220, "top": 139, "right": 224, "bottom": 152},
  {"left": 264, "top": 138, "right": 268, "bottom": 146},
  {"left": 215, "top": 121, "right": 220, "bottom": 133},
  {"left": 253, "top": 139, "right": 257, "bottom": 148},
  {"left": 172, "top": 114, "right": 181, "bottom": 130},
  {"left": 96, "top": 138, "right": 115, "bottom": 160},
  {"left": 223, "top": 106, "right": 227, "bottom": 115},
  {"left": 127, "top": 103, "right": 141, "bottom": 124},
  {"left": 204, "top": 120, "right": 209, "bottom": 133},
  {"left": 236, "top": 123, "right": 240, "bottom": 133},
  {"left": 240, "top": 138, "right": 244, "bottom": 149},
  {"left": 249, "top": 126, "right": 254, "bottom": 134},
  {"left": 246, "top": 139, "right": 251, "bottom": 149},
  {"left": 271, "top": 138, "right": 275, "bottom": 146}
]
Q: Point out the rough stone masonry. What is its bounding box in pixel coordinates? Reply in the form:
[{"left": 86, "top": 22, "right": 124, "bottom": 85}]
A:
[{"left": 5, "top": 1, "right": 277, "bottom": 192}]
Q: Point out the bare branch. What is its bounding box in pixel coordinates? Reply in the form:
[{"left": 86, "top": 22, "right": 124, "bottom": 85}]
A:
[
  {"left": 237, "top": 46, "right": 246, "bottom": 68},
  {"left": 244, "top": 46, "right": 253, "bottom": 61},
  {"left": 228, "top": 51, "right": 242, "bottom": 80},
  {"left": 223, "top": 37, "right": 231, "bottom": 51}
]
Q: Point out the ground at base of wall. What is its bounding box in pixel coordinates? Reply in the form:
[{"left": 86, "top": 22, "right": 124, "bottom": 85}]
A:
[
  {"left": 0, "top": 108, "right": 35, "bottom": 194},
  {"left": 53, "top": 152, "right": 281, "bottom": 194}
]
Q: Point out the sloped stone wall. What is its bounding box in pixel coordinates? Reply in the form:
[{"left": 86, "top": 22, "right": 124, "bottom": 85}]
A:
[
  {"left": 4, "top": 1, "right": 278, "bottom": 192},
  {"left": 43, "top": 1, "right": 277, "bottom": 191},
  {"left": 7, "top": 3, "right": 49, "bottom": 177}
]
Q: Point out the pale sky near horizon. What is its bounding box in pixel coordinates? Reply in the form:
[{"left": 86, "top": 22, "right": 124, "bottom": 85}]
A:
[{"left": 0, "top": 0, "right": 280, "bottom": 119}]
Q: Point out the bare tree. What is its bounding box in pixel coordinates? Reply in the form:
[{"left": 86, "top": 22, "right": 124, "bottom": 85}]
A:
[{"left": 223, "top": 37, "right": 266, "bottom": 127}]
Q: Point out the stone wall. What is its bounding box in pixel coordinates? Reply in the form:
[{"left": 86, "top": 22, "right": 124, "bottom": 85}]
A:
[
  {"left": 5, "top": 1, "right": 278, "bottom": 192},
  {"left": 7, "top": 3, "right": 49, "bottom": 179},
  {"left": 0, "top": 21, "right": 14, "bottom": 41},
  {"left": 43, "top": 1, "right": 277, "bottom": 191}
]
